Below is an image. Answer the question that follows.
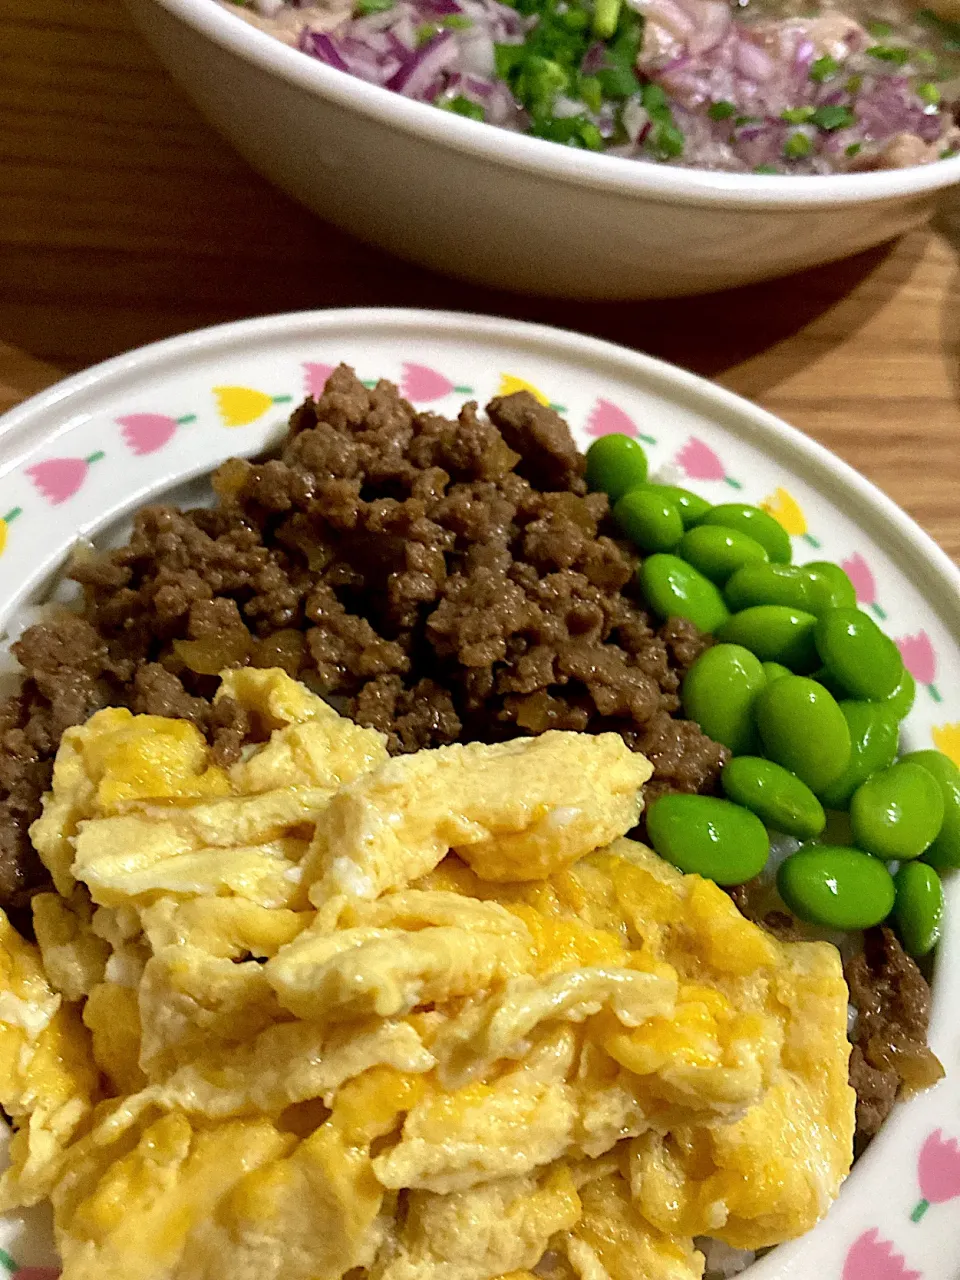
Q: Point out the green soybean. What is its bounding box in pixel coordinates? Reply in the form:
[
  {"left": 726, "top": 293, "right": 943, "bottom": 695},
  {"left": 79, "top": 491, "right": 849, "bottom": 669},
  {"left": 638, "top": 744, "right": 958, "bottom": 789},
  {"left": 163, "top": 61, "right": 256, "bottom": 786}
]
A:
[
  {"left": 904, "top": 749, "right": 960, "bottom": 871},
  {"left": 585, "top": 434, "right": 648, "bottom": 501},
  {"left": 678, "top": 525, "right": 769, "bottom": 585},
  {"left": 754, "top": 675, "right": 851, "bottom": 793},
  {"left": 850, "top": 762, "right": 945, "bottom": 861},
  {"left": 777, "top": 846, "right": 895, "bottom": 930},
  {"left": 646, "top": 794, "right": 770, "bottom": 885},
  {"left": 681, "top": 644, "right": 765, "bottom": 755},
  {"left": 725, "top": 562, "right": 848, "bottom": 616},
  {"left": 639, "top": 555, "right": 730, "bottom": 634},
  {"left": 814, "top": 607, "right": 904, "bottom": 700},
  {"left": 721, "top": 756, "right": 826, "bottom": 839},
  {"left": 762, "top": 662, "right": 792, "bottom": 683},
  {"left": 894, "top": 861, "right": 944, "bottom": 957},
  {"left": 818, "top": 701, "right": 900, "bottom": 809},
  {"left": 881, "top": 666, "right": 916, "bottom": 720},
  {"left": 697, "top": 504, "right": 793, "bottom": 564},
  {"left": 637, "top": 484, "right": 711, "bottom": 528},
  {"left": 801, "top": 561, "right": 858, "bottom": 609},
  {"left": 613, "top": 490, "right": 683, "bottom": 552},
  {"left": 717, "top": 606, "right": 819, "bottom": 672}
]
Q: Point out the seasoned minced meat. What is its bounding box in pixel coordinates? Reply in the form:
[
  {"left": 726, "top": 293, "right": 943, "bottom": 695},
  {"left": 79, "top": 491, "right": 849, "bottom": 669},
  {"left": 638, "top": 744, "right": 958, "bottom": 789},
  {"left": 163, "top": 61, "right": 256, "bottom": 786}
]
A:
[
  {"left": 0, "top": 367, "right": 726, "bottom": 905},
  {"left": 846, "top": 926, "right": 944, "bottom": 1141}
]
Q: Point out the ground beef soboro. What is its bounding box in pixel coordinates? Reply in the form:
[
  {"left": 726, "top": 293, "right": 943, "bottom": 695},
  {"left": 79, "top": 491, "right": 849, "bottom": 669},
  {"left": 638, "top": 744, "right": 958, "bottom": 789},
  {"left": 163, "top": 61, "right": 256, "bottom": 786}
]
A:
[
  {"left": 0, "top": 367, "right": 726, "bottom": 902},
  {"left": 846, "top": 926, "right": 944, "bottom": 1142}
]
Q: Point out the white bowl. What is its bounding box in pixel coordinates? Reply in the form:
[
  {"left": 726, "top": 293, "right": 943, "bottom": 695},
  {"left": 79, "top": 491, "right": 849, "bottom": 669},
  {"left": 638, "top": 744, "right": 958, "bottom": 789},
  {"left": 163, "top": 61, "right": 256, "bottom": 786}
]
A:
[
  {"left": 0, "top": 309, "right": 959, "bottom": 1279},
  {"left": 122, "top": 0, "right": 960, "bottom": 298}
]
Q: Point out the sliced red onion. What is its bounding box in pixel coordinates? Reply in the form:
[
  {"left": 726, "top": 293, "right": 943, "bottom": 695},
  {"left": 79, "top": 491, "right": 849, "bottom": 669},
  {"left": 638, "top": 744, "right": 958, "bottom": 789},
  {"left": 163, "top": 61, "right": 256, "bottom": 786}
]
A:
[
  {"left": 581, "top": 41, "right": 607, "bottom": 75},
  {"left": 300, "top": 29, "right": 352, "bottom": 72},
  {"left": 622, "top": 97, "right": 649, "bottom": 142},
  {"left": 387, "top": 29, "right": 457, "bottom": 96},
  {"left": 734, "top": 38, "right": 776, "bottom": 83}
]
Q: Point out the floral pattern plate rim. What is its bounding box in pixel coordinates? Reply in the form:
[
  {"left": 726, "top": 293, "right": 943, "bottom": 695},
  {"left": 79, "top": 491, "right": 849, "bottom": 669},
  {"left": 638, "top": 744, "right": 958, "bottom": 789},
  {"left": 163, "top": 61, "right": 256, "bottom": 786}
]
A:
[{"left": 0, "top": 308, "right": 958, "bottom": 1280}]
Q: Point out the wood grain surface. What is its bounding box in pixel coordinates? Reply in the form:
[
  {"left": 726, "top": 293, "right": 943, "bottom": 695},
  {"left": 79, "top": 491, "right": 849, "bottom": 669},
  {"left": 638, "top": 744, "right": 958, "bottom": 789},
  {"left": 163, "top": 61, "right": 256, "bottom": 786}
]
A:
[{"left": 4, "top": 0, "right": 960, "bottom": 560}]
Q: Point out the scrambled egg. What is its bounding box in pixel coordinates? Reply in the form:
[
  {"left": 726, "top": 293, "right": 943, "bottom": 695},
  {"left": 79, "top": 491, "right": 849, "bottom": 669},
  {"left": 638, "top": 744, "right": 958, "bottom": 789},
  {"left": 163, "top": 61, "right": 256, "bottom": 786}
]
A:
[{"left": 0, "top": 667, "right": 855, "bottom": 1280}]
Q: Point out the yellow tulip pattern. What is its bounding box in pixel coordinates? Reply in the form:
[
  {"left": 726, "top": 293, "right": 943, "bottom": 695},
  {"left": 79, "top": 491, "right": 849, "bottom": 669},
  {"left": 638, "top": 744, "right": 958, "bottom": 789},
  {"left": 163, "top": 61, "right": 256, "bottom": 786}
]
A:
[
  {"left": 761, "top": 487, "right": 820, "bottom": 547},
  {"left": 213, "top": 387, "right": 293, "bottom": 428},
  {"left": 932, "top": 724, "right": 960, "bottom": 769},
  {"left": 0, "top": 508, "right": 21, "bottom": 558},
  {"left": 497, "top": 374, "right": 566, "bottom": 414}
]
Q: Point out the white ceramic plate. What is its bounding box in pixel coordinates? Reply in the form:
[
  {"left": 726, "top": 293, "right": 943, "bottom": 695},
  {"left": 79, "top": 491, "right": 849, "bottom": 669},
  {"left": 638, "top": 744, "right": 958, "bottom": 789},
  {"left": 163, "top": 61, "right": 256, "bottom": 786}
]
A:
[{"left": 0, "top": 309, "right": 957, "bottom": 1280}]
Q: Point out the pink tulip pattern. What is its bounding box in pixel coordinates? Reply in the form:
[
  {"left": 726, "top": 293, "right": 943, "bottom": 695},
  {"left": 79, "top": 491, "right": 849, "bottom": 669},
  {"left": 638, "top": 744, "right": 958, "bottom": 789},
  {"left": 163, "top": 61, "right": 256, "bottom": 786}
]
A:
[
  {"left": 674, "top": 437, "right": 742, "bottom": 488},
  {"left": 585, "top": 398, "right": 656, "bottom": 445},
  {"left": 400, "top": 363, "right": 473, "bottom": 402},
  {"left": 303, "top": 363, "right": 336, "bottom": 398},
  {"left": 842, "top": 1229, "right": 921, "bottom": 1280},
  {"left": 911, "top": 1130, "right": 960, "bottom": 1222},
  {"left": 896, "top": 631, "right": 941, "bottom": 703},
  {"left": 25, "top": 452, "right": 105, "bottom": 505},
  {"left": 842, "top": 553, "right": 886, "bottom": 620},
  {"left": 117, "top": 413, "right": 196, "bottom": 456}
]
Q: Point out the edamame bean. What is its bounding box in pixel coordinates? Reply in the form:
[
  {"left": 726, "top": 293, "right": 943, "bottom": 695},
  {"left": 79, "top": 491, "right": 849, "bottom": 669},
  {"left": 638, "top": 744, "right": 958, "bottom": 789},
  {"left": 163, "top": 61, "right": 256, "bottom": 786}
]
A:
[
  {"left": 894, "top": 862, "right": 944, "bottom": 957},
  {"left": 639, "top": 555, "right": 730, "bottom": 634},
  {"left": 762, "top": 662, "right": 792, "bottom": 683},
  {"left": 814, "top": 607, "right": 904, "bottom": 700},
  {"left": 802, "top": 561, "right": 858, "bottom": 609},
  {"left": 881, "top": 667, "right": 916, "bottom": 720},
  {"left": 678, "top": 525, "right": 769, "bottom": 585},
  {"left": 716, "top": 606, "right": 819, "bottom": 672},
  {"left": 585, "top": 434, "right": 648, "bottom": 501},
  {"left": 721, "top": 756, "right": 826, "bottom": 839},
  {"left": 681, "top": 644, "right": 765, "bottom": 755},
  {"left": 637, "top": 483, "right": 711, "bottom": 528},
  {"left": 754, "top": 676, "right": 851, "bottom": 792},
  {"left": 818, "top": 701, "right": 900, "bottom": 809},
  {"left": 903, "top": 749, "right": 960, "bottom": 871},
  {"left": 724, "top": 562, "right": 847, "bottom": 615},
  {"left": 777, "top": 846, "right": 895, "bottom": 930},
  {"left": 850, "top": 762, "right": 944, "bottom": 861},
  {"left": 646, "top": 794, "right": 769, "bottom": 885},
  {"left": 697, "top": 504, "right": 793, "bottom": 564},
  {"left": 613, "top": 490, "right": 683, "bottom": 552}
]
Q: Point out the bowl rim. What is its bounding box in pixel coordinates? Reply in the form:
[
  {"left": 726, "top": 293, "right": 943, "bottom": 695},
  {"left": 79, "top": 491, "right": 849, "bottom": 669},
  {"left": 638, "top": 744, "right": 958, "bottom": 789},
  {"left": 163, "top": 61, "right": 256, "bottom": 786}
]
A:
[{"left": 142, "top": 0, "right": 960, "bottom": 209}]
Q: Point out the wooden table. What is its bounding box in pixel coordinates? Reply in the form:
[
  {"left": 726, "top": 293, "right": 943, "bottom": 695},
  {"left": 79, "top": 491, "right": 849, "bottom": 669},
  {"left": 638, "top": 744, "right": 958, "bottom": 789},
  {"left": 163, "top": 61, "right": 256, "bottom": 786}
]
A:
[{"left": 5, "top": 0, "right": 960, "bottom": 561}]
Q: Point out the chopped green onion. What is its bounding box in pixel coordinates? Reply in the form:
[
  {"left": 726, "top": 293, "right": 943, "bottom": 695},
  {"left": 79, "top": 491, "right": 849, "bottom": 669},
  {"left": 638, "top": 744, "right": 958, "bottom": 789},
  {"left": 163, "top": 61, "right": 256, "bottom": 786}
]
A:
[
  {"left": 355, "top": 0, "right": 395, "bottom": 12},
  {"left": 441, "top": 95, "right": 486, "bottom": 121},
  {"left": 781, "top": 106, "right": 815, "bottom": 123},
  {"left": 597, "top": 63, "right": 640, "bottom": 97},
  {"left": 708, "top": 100, "right": 736, "bottom": 120},
  {"left": 592, "top": 0, "right": 622, "bottom": 40},
  {"left": 416, "top": 22, "right": 438, "bottom": 44},
  {"left": 941, "top": 142, "right": 960, "bottom": 157},
  {"left": 784, "top": 130, "right": 813, "bottom": 158},
  {"left": 845, "top": 141, "right": 862, "bottom": 156},
  {"left": 867, "top": 44, "right": 911, "bottom": 64},
  {"left": 578, "top": 74, "right": 604, "bottom": 113},
  {"left": 918, "top": 81, "right": 941, "bottom": 105},
  {"left": 440, "top": 13, "right": 473, "bottom": 26},
  {"left": 734, "top": 114, "right": 761, "bottom": 126},
  {"left": 754, "top": 163, "right": 779, "bottom": 173},
  {"left": 915, "top": 48, "right": 938, "bottom": 66},
  {"left": 809, "top": 54, "right": 839, "bottom": 82},
  {"left": 812, "top": 104, "right": 856, "bottom": 129},
  {"left": 846, "top": 74, "right": 863, "bottom": 92},
  {"left": 866, "top": 19, "right": 892, "bottom": 36}
]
